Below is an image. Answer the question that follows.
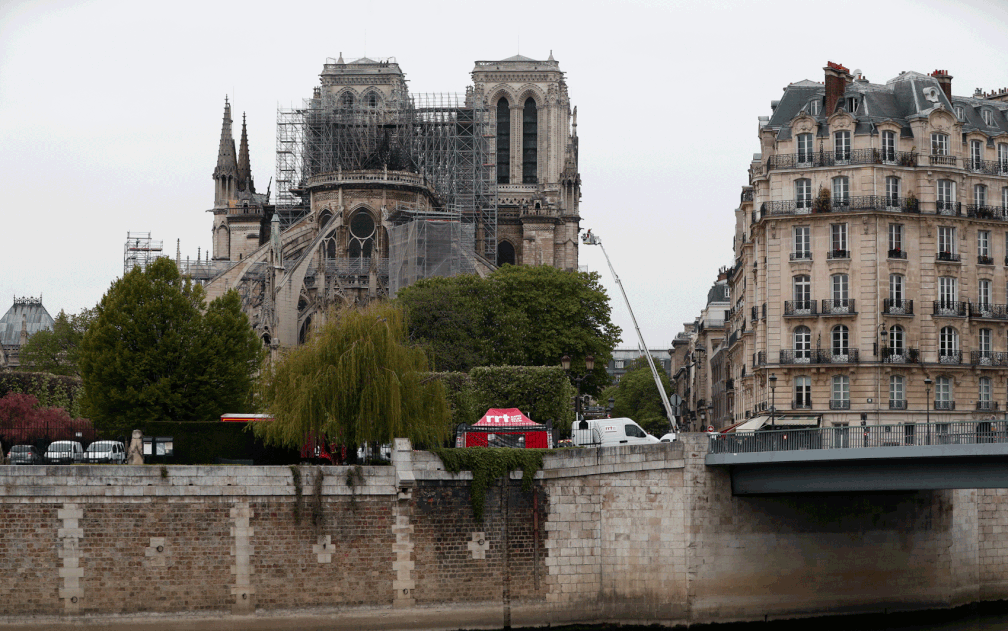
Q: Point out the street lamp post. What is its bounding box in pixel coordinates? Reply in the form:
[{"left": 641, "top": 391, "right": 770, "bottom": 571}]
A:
[
  {"left": 769, "top": 373, "right": 778, "bottom": 429},
  {"left": 924, "top": 377, "right": 933, "bottom": 445},
  {"left": 561, "top": 354, "right": 595, "bottom": 423}
]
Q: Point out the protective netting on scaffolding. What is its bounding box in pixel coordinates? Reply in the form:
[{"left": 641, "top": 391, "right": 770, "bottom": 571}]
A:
[
  {"left": 388, "top": 218, "right": 476, "bottom": 297},
  {"left": 276, "top": 91, "right": 496, "bottom": 258}
]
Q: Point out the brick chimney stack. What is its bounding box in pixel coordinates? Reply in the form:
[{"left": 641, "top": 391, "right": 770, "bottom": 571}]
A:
[
  {"left": 931, "top": 69, "right": 953, "bottom": 102},
  {"left": 824, "top": 61, "right": 852, "bottom": 115}
]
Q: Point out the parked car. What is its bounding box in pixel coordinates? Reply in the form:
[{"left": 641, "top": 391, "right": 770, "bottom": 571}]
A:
[
  {"left": 571, "top": 418, "right": 659, "bottom": 447},
  {"left": 9, "top": 445, "right": 43, "bottom": 465},
  {"left": 83, "top": 440, "right": 126, "bottom": 464},
  {"left": 45, "top": 441, "right": 84, "bottom": 464}
]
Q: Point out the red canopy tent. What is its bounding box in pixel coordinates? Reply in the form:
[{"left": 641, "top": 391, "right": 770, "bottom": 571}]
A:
[{"left": 457, "top": 408, "right": 553, "bottom": 448}]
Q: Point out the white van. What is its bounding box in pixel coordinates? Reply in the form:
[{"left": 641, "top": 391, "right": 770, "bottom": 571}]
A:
[{"left": 571, "top": 418, "right": 660, "bottom": 447}]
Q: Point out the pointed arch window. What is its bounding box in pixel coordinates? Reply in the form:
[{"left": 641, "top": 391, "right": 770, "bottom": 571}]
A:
[
  {"left": 347, "top": 210, "right": 377, "bottom": 271},
  {"left": 496, "top": 98, "right": 510, "bottom": 185},
  {"left": 522, "top": 97, "right": 538, "bottom": 184}
]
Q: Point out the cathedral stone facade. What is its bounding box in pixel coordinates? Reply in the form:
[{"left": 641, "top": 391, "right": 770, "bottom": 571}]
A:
[{"left": 199, "top": 53, "right": 581, "bottom": 349}]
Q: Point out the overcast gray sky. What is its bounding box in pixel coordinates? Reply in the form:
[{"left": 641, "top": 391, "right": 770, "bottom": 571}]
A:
[{"left": 3, "top": 0, "right": 1008, "bottom": 349}]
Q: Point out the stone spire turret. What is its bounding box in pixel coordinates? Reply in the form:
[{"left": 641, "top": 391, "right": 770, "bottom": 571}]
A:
[
  {"left": 213, "top": 97, "right": 239, "bottom": 204},
  {"left": 237, "top": 112, "right": 254, "bottom": 193}
]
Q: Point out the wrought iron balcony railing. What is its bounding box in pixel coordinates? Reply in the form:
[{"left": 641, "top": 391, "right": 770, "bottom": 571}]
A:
[
  {"left": 779, "top": 349, "right": 814, "bottom": 365},
  {"left": 971, "top": 350, "right": 1008, "bottom": 367},
  {"left": 936, "top": 200, "right": 962, "bottom": 216},
  {"left": 751, "top": 306, "right": 758, "bottom": 322},
  {"left": 978, "top": 254, "right": 996, "bottom": 265},
  {"left": 976, "top": 401, "right": 1000, "bottom": 411},
  {"left": 790, "top": 251, "right": 813, "bottom": 261},
  {"left": 969, "top": 303, "right": 1008, "bottom": 320},
  {"left": 882, "top": 347, "right": 920, "bottom": 363},
  {"left": 936, "top": 251, "right": 961, "bottom": 262},
  {"left": 756, "top": 351, "right": 767, "bottom": 366},
  {"left": 965, "top": 158, "right": 1008, "bottom": 176},
  {"left": 889, "top": 400, "right": 907, "bottom": 410},
  {"left": 725, "top": 378, "right": 735, "bottom": 391},
  {"left": 784, "top": 300, "right": 818, "bottom": 316},
  {"left": 883, "top": 298, "right": 914, "bottom": 315},
  {"left": 822, "top": 299, "right": 856, "bottom": 315},
  {"left": 830, "top": 400, "right": 851, "bottom": 410},
  {"left": 934, "top": 400, "right": 956, "bottom": 410},
  {"left": 767, "top": 149, "right": 917, "bottom": 170},
  {"left": 938, "top": 350, "right": 964, "bottom": 365},
  {"left": 933, "top": 301, "right": 968, "bottom": 317},
  {"left": 966, "top": 205, "right": 1005, "bottom": 220},
  {"left": 888, "top": 248, "right": 907, "bottom": 259},
  {"left": 817, "top": 348, "right": 859, "bottom": 364},
  {"left": 826, "top": 249, "right": 850, "bottom": 260},
  {"left": 792, "top": 399, "right": 812, "bottom": 410}
]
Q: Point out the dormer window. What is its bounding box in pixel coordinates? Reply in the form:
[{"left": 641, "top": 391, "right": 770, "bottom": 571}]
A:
[
  {"left": 955, "top": 106, "right": 965, "bottom": 120},
  {"left": 983, "top": 109, "right": 994, "bottom": 126},
  {"left": 809, "top": 100, "right": 821, "bottom": 116},
  {"left": 846, "top": 97, "right": 859, "bottom": 113}
]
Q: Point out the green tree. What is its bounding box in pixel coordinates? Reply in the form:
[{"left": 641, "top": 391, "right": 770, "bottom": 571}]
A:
[
  {"left": 79, "top": 258, "right": 264, "bottom": 435},
  {"left": 19, "top": 308, "right": 94, "bottom": 376},
  {"left": 252, "top": 302, "right": 450, "bottom": 454},
  {"left": 397, "top": 265, "right": 621, "bottom": 395},
  {"left": 611, "top": 356, "right": 674, "bottom": 437}
]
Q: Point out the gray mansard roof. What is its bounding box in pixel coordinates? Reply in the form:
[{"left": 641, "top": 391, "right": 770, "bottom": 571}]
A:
[
  {"left": 0, "top": 297, "right": 54, "bottom": 347},
  {"left": 765, "top": 70, "right": 1008, "bottom": 142}
]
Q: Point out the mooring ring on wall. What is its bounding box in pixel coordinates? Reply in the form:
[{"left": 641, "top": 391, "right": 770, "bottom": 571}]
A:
[
  {"left": 242, "top": 593, "right": 248, "bottom": 600},
  {"left": 71, "top": 597, "right": 78, "bottom": 604},
  {"left": 157, "top": 545, "right": 164, "bottom": 553}
]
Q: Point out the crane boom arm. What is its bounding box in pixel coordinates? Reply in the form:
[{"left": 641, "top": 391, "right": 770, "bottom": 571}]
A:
[{"left": 584, "top": 232, "right": 678, "bottom": 432}]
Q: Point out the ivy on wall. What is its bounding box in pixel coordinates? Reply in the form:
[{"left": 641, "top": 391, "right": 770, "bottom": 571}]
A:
[{"left": 432, "top": 447, "right": 547, "bottom": 521}]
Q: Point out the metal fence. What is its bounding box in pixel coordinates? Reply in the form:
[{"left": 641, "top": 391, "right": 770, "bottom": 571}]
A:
[{"left": 708, "top": 420, "right": 1008, "bottom": 454}]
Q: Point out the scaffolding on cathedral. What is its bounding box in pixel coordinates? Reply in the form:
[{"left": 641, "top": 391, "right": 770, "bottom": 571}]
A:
[
  {"left": 387, "top": 209, "right": 477, "bottom": 297},
  {"left": 275, "top": 90, "right": 497, "bottom": 261},
  {"left": 123, "top": 232, "right": 163, "bottom": 275}
]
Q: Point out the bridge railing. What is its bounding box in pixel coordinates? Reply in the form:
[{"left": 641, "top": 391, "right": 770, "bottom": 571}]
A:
[{"left": 708, "top": 420, "right": 1008, "bottom": 454}]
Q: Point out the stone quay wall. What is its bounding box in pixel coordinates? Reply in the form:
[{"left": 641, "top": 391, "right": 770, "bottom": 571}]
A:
[{"left": 1, "top": 434, "right": 1008, "bottom": 627}]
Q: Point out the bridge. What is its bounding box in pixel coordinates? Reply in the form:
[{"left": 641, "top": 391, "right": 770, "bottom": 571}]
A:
[{"left": 705, "top": 420, "right": 1008, "bottom": 494}]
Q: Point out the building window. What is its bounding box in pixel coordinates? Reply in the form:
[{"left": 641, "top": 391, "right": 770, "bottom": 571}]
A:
[
  {"left": 797, "top": 134, "right": 813, "bottom": 164},
  {"left": 890, "top": 274, "right": 904, "bottom": 303},
  {"left": 889, "top": 224, "right": 903, "bottom": 254},
  {"left": 999, "top": 143, "right": 1008, "bottom": 172},
  {"left": 794, "top": 226, "right": 810, "bottom": 258},
  {"left": 939, "top": 277, "right": 958, "bottom": 306},
  {"left": 522, "top": 97, "right": 537, "bottom": 184},
  {"left": 979, "top": 280, "right": 992, "bottom": 310},
  {"left": 979, "top": 230, "right": 991, "bottom": 257},
  {"left": 936, "top": 376, "right": 953, "bottom": 408},
  {"left": 939, "top": 326, "right": 959, "bottom": 359},
  {"left": 831, "top": 375, "right": 850, "bottom": 409},
  {"left": 615, "top": 360, "right": 624, "bottom": 369},
  {"left": 889, "top": 325, "right": 905, "bottom": 353},
  {"left": 937, "top": 180, "right": 956, "bottom": 212},
  {"left": 832, "top": 176, "right": 849, "bottom": 204},
  {"left": 882, "top": 130, "right": 896, "bottom": 162},
  {"left": 347, "top": 209, "right": 377, "bottom": 260},
  {"left": 834, "top": 131, "right": 851, "bottom": 162},
  {"left": 976, "top": 185, "right": 988, "bottom": 209},
  {"left": 885, "top": 176, "right": 900, "bottom": 206},
  {"left": 832, "top": 325, "right": 849, "bottom": 355},
  {"left": 890, "top": 375, "right": 905, "bottom": 407},
  {"left": 1004, "top": 188, "right": 1008, "bottom": 211},
  {"left": 980, "top": 377, "right": 993, "bottom": 407},
  {"left": 932, "top": 132, "right": 949, "bottom": 156},
  {"left": 984, "top": 110, "right": 994, "bottom": 127},
  {"left": 971, "top": 139, "right": 984, "bottom": 170},
  {"left": 955, "top": 106, "right": 965, "bottom": 120},
  {"left": 795, "top": 376, "right": 812, "bottom": 408},
  {"left": 846, "top": 97, "right": 859, "bottom": 113},
  {"left": 795, "top": 178, "right": 812, "bottom": 209},
  {"left": 794, "top": 326, "right": 811, "bottom": 362},
  {"left": 831, "top": 223, "right": 848, "bottom": 254},
  {"left": 979, "top": 328, "right": 993, "bottom": 357},
  {"left": 793, "top": 275, "right": 811, "bottom": 307},
  {"left": 809, "top": 100, "right": 821, "bottom": 116},
  {"left": 938, "top": 225, "right": 956, "bottom": 254},
  {"left": 832, "top": 273, "right": 849, "bottom": 302},
  {"left": 340, "top": 92, "right": 354, "bottom": 108},
  {"left": 496, "top": 98, "right": 510, "bottom": 184}
]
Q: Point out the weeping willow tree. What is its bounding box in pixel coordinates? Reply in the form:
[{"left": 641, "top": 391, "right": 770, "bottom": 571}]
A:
[{"left": 252, "top": 302, "right": 450, "bottom": 453}]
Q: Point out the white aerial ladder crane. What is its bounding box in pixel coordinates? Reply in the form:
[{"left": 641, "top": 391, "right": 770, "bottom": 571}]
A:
[{"left": 582, "top": 229, "right": 678, "bottom": 436}]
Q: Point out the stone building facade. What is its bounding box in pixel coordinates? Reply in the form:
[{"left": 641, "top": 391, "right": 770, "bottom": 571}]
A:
[
  {"left": 726, "top": 62, "right": 1008, "bottom": 428},
  {"left": 197, "top": 54, "right": 581, "bottom": 349},
  {"left": 0, "top": 297, "right": 55, "bottom": 369}
]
